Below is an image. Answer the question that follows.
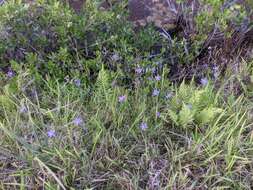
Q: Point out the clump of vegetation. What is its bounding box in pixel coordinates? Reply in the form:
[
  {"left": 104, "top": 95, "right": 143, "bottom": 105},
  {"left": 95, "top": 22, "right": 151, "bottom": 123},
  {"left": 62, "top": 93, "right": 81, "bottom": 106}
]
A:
[
  {"left": 1, "top": 0, "right": 253, "bottom": 189},
  {"left": 0, "top": 0, "right": 165, "bottom": 82}
]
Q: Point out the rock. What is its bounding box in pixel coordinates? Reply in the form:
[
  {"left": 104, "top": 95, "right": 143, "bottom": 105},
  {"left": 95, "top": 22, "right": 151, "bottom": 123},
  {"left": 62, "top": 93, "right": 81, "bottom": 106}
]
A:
[
  {"left": 67, "top": 0, "right": 179, "bottom": 30},
  {"left": 68, "top": 0, "right": 85, "bottom": 13},
  {"left": 128, "top": 0, "right": 178, "bottom": 30}
]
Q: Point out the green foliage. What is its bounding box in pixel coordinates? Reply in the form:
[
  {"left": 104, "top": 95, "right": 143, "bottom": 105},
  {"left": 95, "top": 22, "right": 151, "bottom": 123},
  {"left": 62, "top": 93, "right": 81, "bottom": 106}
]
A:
[
  {"left": 166, "top": 82, "right": 223, "bottom": 128},
  {"left": 0, "top": 1, "right": 163, "bottom": 81},
  {"left": 0, "top": 0, "right": 251, "bottom": 82},
  {"left": 0, "top": 67, "right": 252, "bottom": 189},
  {"left": 1, "top": 1, "right": 253, "bottom": 189},
  {"left": 196, "top": 0, "right": 249, "bottom": 35}
]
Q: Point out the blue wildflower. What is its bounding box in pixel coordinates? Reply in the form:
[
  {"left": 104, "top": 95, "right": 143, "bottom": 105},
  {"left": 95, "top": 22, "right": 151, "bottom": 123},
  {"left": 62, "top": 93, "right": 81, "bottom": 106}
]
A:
[
  {"left": 151, "top": 67, "right": 156, "bottom": 74},
  {"left": 200, "top": 78, "right": 208, "bottom": 86},
  {"left": 20, "top": 105, "right": 27, "bottom": 113},
  {"left": 155, "top": 75, "right": 161, "bottom": 81},
  {"left": 140, "top": 122, "right": 148, "bottom": 131},
  {"left": 73, "top": 116, "right": 83, "bottom": 126},
  {"left": 111, "top": 53, "right": 120, "bottom": 62},
  {"left": 7, "top": 70, "right": 15, "bottom": 78},
  {"left": 135, "top": 67, "right": 143, "bottom": 74},
  {"left": 47, "top": 130, "right": 56, "bottom": 138},
  {"left": 165, "top": 92, "right": 173, "bottom": 99},
  {"left": 152, "top": 89, "right": 160, "bottom": 97},
  {"left": 74, "top": 79, "right": 81, "bottom": 87},
  {"left": 148, "top": 77, "right": 153, "bottom": 81},
  {"left": 118, "top": 95, "right": 126, "bottom": 103},
  {"left": 156, "top": 111, "right": 161, "bottom": 117}
]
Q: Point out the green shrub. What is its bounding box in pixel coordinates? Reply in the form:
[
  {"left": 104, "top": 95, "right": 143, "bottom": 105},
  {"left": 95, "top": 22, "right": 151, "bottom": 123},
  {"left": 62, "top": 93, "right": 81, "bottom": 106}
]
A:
[
  {"left": 0, "top": 1, "right": 164, "bottom": 82},
  {"left": 0, "top": 0, "right": 251, "bottom": 85}
]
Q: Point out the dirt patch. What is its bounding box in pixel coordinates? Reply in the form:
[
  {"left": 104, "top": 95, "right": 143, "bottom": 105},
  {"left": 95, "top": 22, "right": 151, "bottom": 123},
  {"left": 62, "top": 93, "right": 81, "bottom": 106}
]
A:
[
  {"left": 68, "top": 0, "right": 85, "bottom": 13},
  {"left": 128, "top": 0, "right": 178, "bottom": 30},
  {"left": 68, "top": 0, "right": 179, "bottom": 30}
]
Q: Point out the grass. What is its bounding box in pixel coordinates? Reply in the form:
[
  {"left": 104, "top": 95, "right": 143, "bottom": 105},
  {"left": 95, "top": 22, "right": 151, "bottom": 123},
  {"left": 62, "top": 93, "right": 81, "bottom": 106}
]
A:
[
  {"left": 1, "top": 66, "right": 253, "bottom": 189},
  {"left": 1, "top": 0, "right": 253, "bottom": 189}
]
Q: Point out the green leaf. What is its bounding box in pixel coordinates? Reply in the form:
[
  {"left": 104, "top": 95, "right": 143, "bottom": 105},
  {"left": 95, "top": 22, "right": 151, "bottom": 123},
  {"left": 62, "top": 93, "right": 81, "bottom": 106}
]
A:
[
  {"left": 168, "top": 110, "right": 178, "bottom": 125},
  {"left": 4, "top": 80, "right": 18, "bottom": 95},
  {"left": 196, "top": 107, "right": 223, "bottom": 125},
  {"left": 0, "top": 95, "right": 15, "bottom": 111},
  {"left": 178, "top": 82, "right": 193, "bottom": 102},
  {"left": 178, "top": 103, "right": 193, "bottom": 127}
]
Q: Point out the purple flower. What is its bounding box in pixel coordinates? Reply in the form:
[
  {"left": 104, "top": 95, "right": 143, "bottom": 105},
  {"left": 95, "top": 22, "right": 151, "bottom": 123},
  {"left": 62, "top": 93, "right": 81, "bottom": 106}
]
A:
[
  {"left": 155, "top": 75, "right": 161, "bottom": 81},
  {"left": 213, "top": 66, "right": 218, "bottom": 71},
  {"left": 118, "top": 95, "right": 126, "bottom": 103},
  {"left": 7, "top": 70, "right": 15, "bottom": 78},
  {"left": 47, "top": 130, "right": 56, "bottom": 138},
  {"left": 151, "top": 67, "right": 156, "bottom": 74},
  {"left": 74, "top": 79, "right": 81, "bottom": 87},
  {"left": 148, "top": 77, "right": 153, "bottom": 81},
  {"left": 156, "top": 111, "right": 161, "bottom": 117},
  {"left": 200, "top": 77, "right": 208, "bottom": 86},
  {"left": 139, "top": 122, "right": 148, "bottom": 131},
  {"left": 111, "top": 53, "right": 120, "bottom": 61},
  {"left": 152, "top": 89, "right": 160, "bottom": 97},
  {"left": 20, "top": 105, "right": 27, "bottom": 113},
  {"left": 165, "top": 92, "right": 173, "bottom": 99},
  {"left": 135, "top": 67, "right": 143, "bottom": 74},
  {"left": 73, "top": 116, "right": 83, "bottom": 126}
]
